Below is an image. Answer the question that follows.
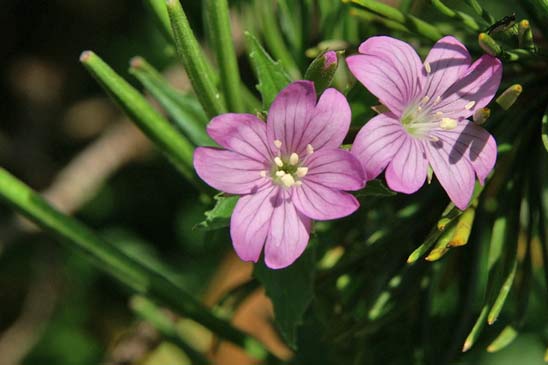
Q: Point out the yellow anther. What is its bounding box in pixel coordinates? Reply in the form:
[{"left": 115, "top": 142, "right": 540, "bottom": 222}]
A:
[
  {"left": 275, "top": 170, "right": 286, "bottom": 177},
  {"left": 274, "top": 156, "right": 283, "bottom": 167},
  {"left": 440, "top": 117, "right": 458, "bottom": 130},
  {"left": 464, "top": 101, "right": 476, "bottom": 110},
  {"left": 289, "top": 152, "right": 299, "bottom": 165},
  {"left": 273, "top": 139, "right": 282, "bottom": 149},
  {"left": 424, "top": 61, "right": 432, "bottom": 74},
  {"left": 306, "top": 144, "right": 314, "bottom": 155},
  {"left": 260, "top": 170, "right": 267, "bottom": 177},
  {"left": 296, "top": 167, "right": 308, "bottom": 178},
  {"left": 280, "top": 174, "right": 295, "bottom": 187},
  {"left": 421, "top": 96, "right": 430, "bottom": 104},
  {"left": 433, "top": 96, "right": 441, "bottom": 105},
  {"left": 435, "top": 111, "right": 444, "bottom": 117}
]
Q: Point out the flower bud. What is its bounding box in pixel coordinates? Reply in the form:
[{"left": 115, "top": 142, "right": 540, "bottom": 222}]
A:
[
  {"left": 518, "top": 19, "right": 535, "bottom": 51},
  {"left": 473, "top": 107, "right": 491, "bottom": 125},
  {"left": 478, "top": 33, "right": 502, "bottom": 56},
  {"left": 496, "top": 84, "right": 523, "bottom": 110},
  {"left": 304, "top": 50, "right": 339, "bottom": 94}
]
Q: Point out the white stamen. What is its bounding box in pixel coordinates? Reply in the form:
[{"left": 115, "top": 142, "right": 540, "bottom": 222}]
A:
[
  {"left": 424, "top": 61, "right": 431, "bottom": 74},
  {"left": 435, "top": 111, "right": 443, "bottom": 117},
  {"left": 433, "top": 96, "right": 441, "bottom": 105},
  {"left": 289, "top": 152, "right": 299, "bottom": 165},
  {"left": 464, "top": 101, "right": 476, "bottom": 110},
  {"left": 429, "top": 135, "right": 440, "bottom": 142},
  {"left": 274, "top": 156, "right": 283, "bottom": 167},
  {"left": 417, "top": 106, "right": 423, "bottom": 112},
  {"left": 295, "top": 181, "right": 302, "bottom": 186},
  {"left": 440, "top": 117, "right": 458, "bottom": 130},
  {"left": 296, "top": 167, "right": 308, "bottom": 178},
  {"left": 273, "top": 139, "right": 282, "bottom": 149},
  {"left": 280, "top": 174, "right": 295, "bottom": 187},
  {"left": 306, "top": 144, "right": 314, "bottom": 155},
  {"left": 260, "top": 170, "right": 267, "bottom": 177},
  {"left": 275, "top": 170, "right": 286, "bottom": 177},
  {"left": 421, "top": 96, "right": 430, "bottom": 104}
]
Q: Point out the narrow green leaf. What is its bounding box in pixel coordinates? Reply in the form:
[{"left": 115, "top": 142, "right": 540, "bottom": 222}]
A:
[
  {"left": 195, "top": 194, "right": 238, "bottom": 231},
  {"left": 462, "top": 305, "right": 489, "bottom": 352},
  {"left": 254, "top": 246, "right": 316, "bottom": 349},
  {"left": 343, "top": 0, "right": 443, "bottom": 41},
  {"left": 80, "top": 51, "right": 197, "bottom": 184},
  {"left": 0, "top": 167, "right": 272, "bottom": 357},
  {"left": 245, "top": 32, "right": 292, "bottom": 109},
  {"left": 542, "top": 104, "right": 548, "bottom": 152},
  {"left": 144, "top": 0, "right": 173, "bottom": 40},
  {"left": 205, "top": 0, "right": 245, "bottom": 112},
  {"left": 486, "top": 325, "right": 518, "bottom": 352},
  {"left": 130, "top": 296, "right": 209, "bottom": 365},
  {"left": 129, "top": 57, "right": 212, "bottom": 147},
  {"left": 255, "top": 0, "right": 301, "bottom": 78},
  {"left": 355, "top": 179, "right": 396, "bottom": 198},
  {"left": 431, "top": 0, "right": 480, "bottom": 31},
  {"left": 463, "top": 0, "right": 494, "bottom": 24},
  {"left": 487, "top": 259, "right": 518, "bottom": 324},
  {"left": 166, "top": 0, "right": 226, "bottom": 118}
]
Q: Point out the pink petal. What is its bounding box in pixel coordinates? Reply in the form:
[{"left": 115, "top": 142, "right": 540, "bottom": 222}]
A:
[
  {"left": 385, "top": 136, "right": 428, "bottom": 194},
  {"left": 346, "top": 36, "right": 424, "bottom": 115},
  {"left": 432, "top": 122, "right": 496, "bottom": 185},
  {"left": 293, "top": 180, "right": 359, "bottom": 221},
  {"left": 267, "top": 81, "right": 317, "bottom": 155},
  {"left": 421, "top": 36, "right": 471, "bottom": 101},
  {"left": 194, "top": 147, "right": 270, "bottom": 194},
  {"left": 264, "top": 190, "right": 311, "bottom": 269},
  {"left": 434, "top": 55, "right": 502, "bottom": 120},
  {"left": 303, "top": 148, "right": 365, "bottom": 190},
  {"left": 207, "top": 113, "right": 271, "bottom": 162},
  {"left": 351, "top": 113, "right": 407, "bottom": 180},
  {"left": 425, "top": 138, "right": 475, "bottom": 210},
  {"left": 295, "top": 88, "right": 351, "bottom": 154},
  {"left": 230, "top": 186, "right": 278, "bottom": 263}
]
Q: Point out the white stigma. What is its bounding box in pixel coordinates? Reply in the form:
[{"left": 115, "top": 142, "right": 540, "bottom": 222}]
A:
[
  {"left": 273, "top": 139, "right": 282, "bottom": 149},
  {"left": 424, "top": 61, "right": 431, "bottom": 74},
  {"left": 289, "top": 152, "right": 299, "bottom": 165},
  {"left": 440, "top": 117, "right": 458, "bottom": 130},
  {"left": 275, "top": 170, "right": 286, "bottom": 177},
  {"left": 280, "top": 174, "right": 296, "bottom": 187},
  {"left": 306, "top": 144, "right": 314, "bottom": 155},
  {"left": 260, "top": 170, "right": 267, "bottom": 177},
  {"left": 296, "top": 167, "right": 308, "bottom": 178},
  {"left": 464, "top": 101, "right": 476, "bottom": 110},
  {"left": 274, "top": 156, "right": 283, "bottom": 167}
]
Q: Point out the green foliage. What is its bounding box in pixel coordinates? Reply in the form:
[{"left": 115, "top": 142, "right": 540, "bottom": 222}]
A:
[
  {"left": 195, "top": 194, "right": 238, "bottom": 231},
  {"left": 254, "top": 246, "right": 316, "bottom": 349}
]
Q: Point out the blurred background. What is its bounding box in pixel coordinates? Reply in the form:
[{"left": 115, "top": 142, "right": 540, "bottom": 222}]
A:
[{"left": 1, "top": 1, "right": 547, "bottom": 364}]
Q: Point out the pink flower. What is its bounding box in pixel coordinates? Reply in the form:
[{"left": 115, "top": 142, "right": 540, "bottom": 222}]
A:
[
  {"left": 347, "top": 36, "right": 502, "bottom": 210},
  {"left": 194, "top": 81, "right": 364, "bottom": 269}
]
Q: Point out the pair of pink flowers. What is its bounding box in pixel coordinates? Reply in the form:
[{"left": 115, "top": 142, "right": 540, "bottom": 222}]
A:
[{"left": 194, "top": 36, "right": 502, "bottom": 269}]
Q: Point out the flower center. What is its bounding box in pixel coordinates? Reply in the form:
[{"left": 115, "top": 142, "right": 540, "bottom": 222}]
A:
[
  {"left": 260, "top": 140, "right": 312, "bottom": 188},
  {"left": 400, "top": 96, "right": 458, "bottom": 139}
]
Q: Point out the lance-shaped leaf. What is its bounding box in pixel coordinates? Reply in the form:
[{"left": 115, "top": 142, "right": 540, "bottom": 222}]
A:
[
  {"left": 205, "top": 0, "right": 245, "bottom": 112},
  {"left": 144, "top": 0, "right": 173, "bottom": 40},
  {"left": 129, "top": 57, "right": 212, "bottom": 147},
  {"left": 195, "top": 194, "right": 238, "bottom": 231},
  {"left": 486, "top": 325, "right": 518, "bottom": 352},
  {"left": 245, "top": 32, "right": 292, "bottom": 109},
  {"left": 0, "top": 168, "right": 271, "bottom": 357},
  {"left": 166, "top": 0, "right": 226, "bottom": 118},
  {"left": 254, "top": 246, "right": 316, "bottom": 349},
  {"left": 80, "top": 51, "right": 196, "bottom": 184}
]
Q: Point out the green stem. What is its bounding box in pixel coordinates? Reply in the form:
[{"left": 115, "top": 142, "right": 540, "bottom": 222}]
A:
[
  {"left": 431, "top": 0, "right": 480, "bottom": 31},
  {"left": 205, "top": 0, "right": 245, "bottom": 112},
  {"left": 463, "top": 0, "right": 494, "bottom": 24},
  {"left": 144, "top": 0, "right": 173, "bottom": 40},
  {"left": 166, "top": 0, "right": 226, "bottom": 118},
  {"left": 0, "top": 167, "right": 272, "bottom": 359},
  {"left": 80, "top": 51, "right": 197, "bottom": 185},
  {"left": 343, "top": 0, "right": 443, "bottom": 42}
]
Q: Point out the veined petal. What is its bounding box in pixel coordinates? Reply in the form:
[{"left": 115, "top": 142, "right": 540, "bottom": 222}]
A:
[
  {"left": 267, "top": 81, "right": 317, "bottom": 155},
  {"left": 385, "top": 137, "right": 428, "bottom": 194},
  {"left": 432, "top": 122, "right": 496, "bottom": 185},
  {"left": 421, "top": 36, "right": 471, "bottom": 102},
  {"left": 347, "top": 36, "right": 424, "bottom": 115},
  {"left": 295, "top": 88, "right": 351, "bottom": 154},
  {"left": 434, "top": 55, "right": 502, "bottom": 120},
  {"left": 194, "top": 147, "right": 270, "bottom": 194},
  {"left": 293, "top": 180, "right": 360, "bottom": 221},
  {"left": 264, "top": 190, "right": 311, "bottom": 269},
  {"left": 304, "top": 149, "right": 365, "bottom": 190},
  {"left": 425, "top": 139, "right": 475, "bottom": 210},
  {"left": 230, "top": 186, "right": 278, "bottom": 263},
  {"left": 207, "top": 113, "right": 271, "bottom": 162},
  {"left": 351, "top": 113, "right": 407, "bottom": 180}
]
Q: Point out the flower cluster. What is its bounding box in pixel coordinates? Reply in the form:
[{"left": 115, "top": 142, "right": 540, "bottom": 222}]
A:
[{"left": 194, "top": 36, "right": 502, "bottom": 269}]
